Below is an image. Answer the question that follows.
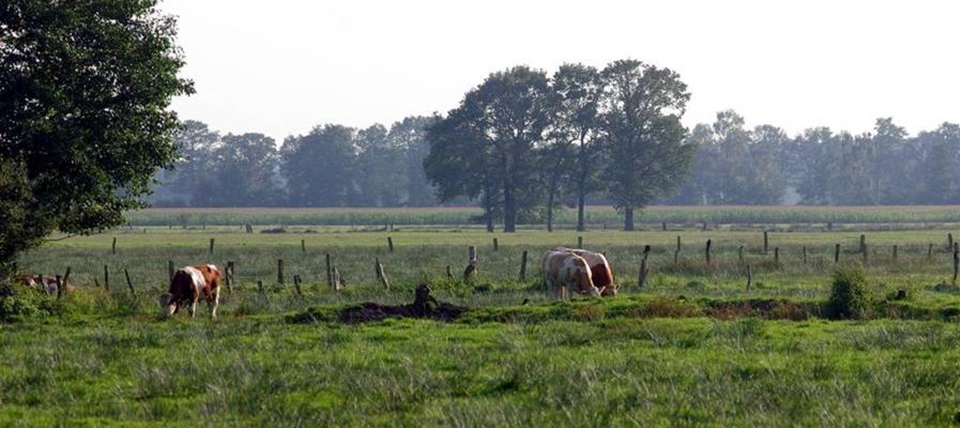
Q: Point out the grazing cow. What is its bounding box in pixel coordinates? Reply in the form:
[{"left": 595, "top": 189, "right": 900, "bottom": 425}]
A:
[
  {"left": 16, "top": 275, "right": 75, "bottom": 296},
  {"left": 541, "top": 250, "right": 601, "bottom": 299},
  {"left": 160, "top": 264, "right": 221, "bottom": 319},
  {"left": 555, "top": 247, "right": 617, "bottom": 297}
]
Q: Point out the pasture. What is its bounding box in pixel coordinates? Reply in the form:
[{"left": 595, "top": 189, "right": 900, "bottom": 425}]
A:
[{"left": 4, "top": 207, "right": 960, "bottom": 426}]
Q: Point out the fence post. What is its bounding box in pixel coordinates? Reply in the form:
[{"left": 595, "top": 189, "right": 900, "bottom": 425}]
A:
[
  {"left": 893, "top": 245, "right": 898, "bottom": 263},
  {"left": 325, "top": 254, "right": 333, "bottom": 289},
  {"left": 55, "top": 275, "right": 64, "bottom": 299},
  {"left": 834, "top": 244, "right": 841, "bottom": 264},
  {"left": 277, "top": 259, "right": 284, "bottom": 284},
  {"left": 745, "top": 264, "right": 752, "bottom": 291},
  {"left": 301, "top": 239, "right": 306, "bottom": 253},
  {"left": 168, "top": 260, "right": 174, "bottom": 283},
  {"left": 929, "top": 243, "right": 934, "bottom": 260},
  {"left": 293, "top": 275, "right": 304, "bottom": 297},
  {"left": 519, "top": 251, "right": 528, "bottom": 281},
  {"left": 387, "top": 236, "right": 394, "bottom": 252},
  {"left": 954, "top": 249, "right": 959, "bottom": 286},
  {"left": 226, "top": 261, "right": 235, "bottom": 293},
  {"left": 493, "top": 238, "right": 499, "bottom": 251},
  {"left": 638, "top": 245, "right": 651, "bottom": 288},
  {"left": 103, "top": 265, "right": 110, "bottom": 291},
  {"left": 577, "top": 236, "right": 583, "bottom": 249},
  {"left": 738, "top": 246, "right": 744, "bottom": 266},
  {"left": 209, "top": 238, "right": 215, "bottom": 254},
  {"left": 257, "top": 280, "right": 267, "bottom": 302},
  {"left": 112, "top": 237, "right": 117, "bottom": 254},
  {"left": 375, "top": 258, "right": 390, "bottom": 290},
  {"left": 446, "top": 265, "right": 452, "bottom": 278},
  {"left": 763, "top": 231, "right": 769, "bottom": 254},
  {"left": 803, "top": 246, "right": 808, "bottom": 265},
  {"left": 950, "top": 233, "right": 954, "bottom": 251},
  {"left": 705, "top": 239, "right": 712, "bottom": 266},
  {"left": 662, "top": 222, "right": 667, "bottom": 231},
  {"left": 774, "top": 247, "right": 780, "bottom": 265},
  {"left": 124, "top": 269, "right": 135, "bottom": 296},
  {"left": 676, "top": 236, "right": 681, "bottom": 252}
]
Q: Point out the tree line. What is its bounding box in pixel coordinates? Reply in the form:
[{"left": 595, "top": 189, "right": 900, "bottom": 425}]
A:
[{"left": 152, "top": 62, "right": 960, "bottom": 233}]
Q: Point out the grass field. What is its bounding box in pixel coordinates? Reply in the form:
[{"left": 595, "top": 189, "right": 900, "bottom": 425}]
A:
[{"left": 5, "top": 215, "right": 960, "bottom": 426}]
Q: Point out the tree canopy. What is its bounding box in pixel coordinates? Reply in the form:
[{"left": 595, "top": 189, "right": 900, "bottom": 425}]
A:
[{"left": 0, "top": 0, "right": 193, "bottom": 272}]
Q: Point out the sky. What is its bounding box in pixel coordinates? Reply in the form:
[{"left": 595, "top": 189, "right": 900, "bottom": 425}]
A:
[{"left": 159, "top": 0, "right": 960, "bottom": 143}]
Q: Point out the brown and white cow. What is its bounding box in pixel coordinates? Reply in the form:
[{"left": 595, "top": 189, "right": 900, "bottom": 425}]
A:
[
  {"left": 541, "top": 250, "right": 601, "bottom": 299},
  {"left": 554, "top": 247, "right": 617, "bottom": 297},
  {"left": 16, "top": 275, "right": 75, "bottom": 296},
  {"left": 160, "top": 264, "right": 222, "bottom": 319}
]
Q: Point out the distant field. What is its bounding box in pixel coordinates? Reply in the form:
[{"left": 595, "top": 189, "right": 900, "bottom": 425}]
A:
[{"left": 126, "top": 205, "right": 960, "bottom": 227}]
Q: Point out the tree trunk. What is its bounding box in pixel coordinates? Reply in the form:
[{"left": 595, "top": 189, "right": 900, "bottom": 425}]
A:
[
  {"left": 483, "top": 191, "right": 494, "bottom": 233},
  {"left": 623, "top": 207, "right": 635, "bottom": 231},
  {"left": 503, "top": 183, "right": 516, "bottom": 233},
  {"left": 546, "top": 189, "right": 554, "bottom": 233},
  {"left": 577, "top": 194, "right": 585, "bottom": 232}
]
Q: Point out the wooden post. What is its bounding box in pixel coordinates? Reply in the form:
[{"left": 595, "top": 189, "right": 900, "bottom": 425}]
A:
[
  {"left": 301, "top": 239, "right": 306, "bottom": 253},
  {"left": 226, "top": 261, "right": 235, "bottom": 293},
  {"left": 61, "top": 267, "right": 71, "bottom": 290},
  {"left": 103, "top": 265, "right": 110, "bottom": 291},
  {"left": 387, "top": 236, "right": 394, "bottom": 252},
  {"left": 803, "top": 246, "right": 808, "bottom": 265},
  {"left": 468, "top": 246, "right": 477, "bottom": 263},
  {"left": 929, "top": 243, "right": 935, "bottom": 260},
  {"left": 702, "top": 222, "right": 707, "bottom": 231},
  {"left": 277, "top": 259, "right": 284, "bottom": 284},
  {"left": 577, "top": 236, "right": 583, "bottom": 249},
  {"left": 293, "top": 275, "right": 304, "bottom": 297},
  {"left": 638, "top": 245, "right": 651, "bottom": 288},
  {"left": 705, "top": 239, "right": 712, "bottom": 266},
  {"left": 519, "top": 250, "right": 528, "bottom": 281},
  {"left": 168, "top": 260, "right": 175, "bottom": 282},
  {"left": 124, "top": 269, "right": 135, "bottom": 296},
  {"left": 325, "top": 254, "right": 333, "bottom": 289},
  {"left": 674, "top": 250, "right": 679, "bottom": 266},
  {"left": 493, "top": 238, "right": 499, "bottom": 251},
  {"left": 257, "top": 280, "right": 267, "bottom": 301},
  {"left": 209, "top": 238, "right": 215, "bottom": 254},
  {"left": 94, "top": 278, "right": 100, "bottom": 288},
  {"left": 375, "top": 258, "right": 389, "bottom": 290},
  {"left": 774, "top": 247, "right": 780, "bottom": 265},
  {"left": 745, "top": 264, "right": 752, "bottom": 291},
  {"left": 662, "top": 222, "right": 667, "bottom": 231},
  {"left": 333, "top": 267, "right": 342, "bottom": 291},
  {"left": 954, "top": 249, "right": 959, "bottom": 286},
  {"left": 834, "top": 244, "right": 841, "bottom": 264},
  {"left": 676, "top": 236, "right": 681, "bottom": 252},
  {"left": 112, "top": 237, "right": 117, "bottom": 254},
  {"left": 446, "top": 265, "right": 452, "bottom": 278},
  {"left": 55, "top": 275, "right": 64, "bottom": 299},
  {"left": 738, "top": 246, "right": 744, "bottom": 265},
  {"left": 950, "top": 233, "right": 954, "bottom": 251},
  {"left": 893, "top": 245, "right": 898, "bottom": 262},
  {"left": 763, "top": 231, "right": 769, "bottom": 254}
]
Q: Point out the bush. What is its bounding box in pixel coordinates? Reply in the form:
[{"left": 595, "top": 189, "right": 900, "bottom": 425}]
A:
[
  {"left": 825, "top": 265, "right": 872, "bottom": 320},
  {"left": 0, "top": 281, "right": 54, "bottom": 322}
]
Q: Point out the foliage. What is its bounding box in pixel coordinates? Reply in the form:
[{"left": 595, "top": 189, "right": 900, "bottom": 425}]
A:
[
  {"left": 0, "top": 0, "right": 193, "bottom": 271},
  {"left": 825, "top": 265, "right": 872, "bottom": 319}
]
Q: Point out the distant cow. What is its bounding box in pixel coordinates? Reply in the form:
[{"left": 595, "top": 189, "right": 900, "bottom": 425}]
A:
[
  {"left": 541, "top": 250, "right": 601, "bottom": 299},
  {"left": 160, "top": 264, "right": 222, "bottom": 319},
  {"left": 555, "top": 247, "right": 617, "bottom": 297},
  {"left": 16, "top": 274, "right": 75, "bottom": 296}
]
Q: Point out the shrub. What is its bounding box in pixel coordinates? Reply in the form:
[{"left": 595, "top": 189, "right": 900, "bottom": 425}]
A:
[
  {"left": 0, "top": 281, "right": 53, "bottom": 322},
  {"left": 825, "top": 265, "right": 872, "bottom": 320}
]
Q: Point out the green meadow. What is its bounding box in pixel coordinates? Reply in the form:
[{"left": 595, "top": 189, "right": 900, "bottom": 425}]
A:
[{"left": 4, "top": 209, "right": 960, "bottom": 427}]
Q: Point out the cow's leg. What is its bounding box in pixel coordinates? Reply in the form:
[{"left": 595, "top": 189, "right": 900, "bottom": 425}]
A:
[
  {"left": 208, "top": 287, "right": 220, "bottom": 319},
  {"left": 189, "top": 298, "right": 197, "bottom": 318}
]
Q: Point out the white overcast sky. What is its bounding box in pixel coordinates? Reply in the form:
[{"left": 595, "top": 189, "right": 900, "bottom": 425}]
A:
[{"left": 159, "top": 0, "right": 960, "bottom": 143}]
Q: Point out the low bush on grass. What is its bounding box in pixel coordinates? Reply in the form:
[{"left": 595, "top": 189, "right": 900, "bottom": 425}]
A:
[{"left": 825, "top": 265, "right": 872, "bottom": 319}]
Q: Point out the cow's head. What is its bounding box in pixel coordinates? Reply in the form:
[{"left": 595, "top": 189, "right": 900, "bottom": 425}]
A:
[
  {"left": 159, "top": 293, "right": 176, "bottom": 317},
  {"left": 569, "top": 257, "right": 600, "bottom": 297}
]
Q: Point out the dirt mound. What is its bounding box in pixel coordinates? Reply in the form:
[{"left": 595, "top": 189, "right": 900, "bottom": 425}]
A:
[{"left": 338, "top": 284, "right": 468, "bottom": 323}]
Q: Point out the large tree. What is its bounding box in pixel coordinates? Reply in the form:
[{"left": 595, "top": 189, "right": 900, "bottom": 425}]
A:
[
  {"left": 281, "top": 125, "right": 357, "bottom": 207},
  {"left": 552, "top": 63, "right": 603, "bottom": 231},
  {"left": 599, "top": 60, "right": 693, "bottom": 230},
  {"left": 0, "top": 1, "right": 192, "bottom": 272},
  {"left": 425, "top": 66, "right": 555, "bottom": 232}
]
